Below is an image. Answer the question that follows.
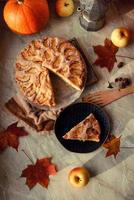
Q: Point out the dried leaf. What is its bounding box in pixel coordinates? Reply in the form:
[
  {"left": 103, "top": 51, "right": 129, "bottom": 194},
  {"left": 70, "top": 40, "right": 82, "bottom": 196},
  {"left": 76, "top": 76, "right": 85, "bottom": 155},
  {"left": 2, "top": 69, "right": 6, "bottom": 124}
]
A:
[
  {"left": 0, "top": 122, "right": 28, "bottom": 152},
  {"left": 21, "top": 157, "right": 57, "bottom": 189},
  {"left": 93, "top": 38, "right": 119, "bottom": 72},
  {"left": 103, "top": 134, "right": 121, "bottom": 158}
]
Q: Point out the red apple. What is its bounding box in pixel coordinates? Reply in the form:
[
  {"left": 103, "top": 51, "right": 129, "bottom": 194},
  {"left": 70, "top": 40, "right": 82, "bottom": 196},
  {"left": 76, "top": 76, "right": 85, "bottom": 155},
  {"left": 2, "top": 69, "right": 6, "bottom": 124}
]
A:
[
  {"left": 68, "top": 167, "right": 90, "bottom": 188},
  {"left": 55, "top": 0, "right": 74, "bottom": 17}
]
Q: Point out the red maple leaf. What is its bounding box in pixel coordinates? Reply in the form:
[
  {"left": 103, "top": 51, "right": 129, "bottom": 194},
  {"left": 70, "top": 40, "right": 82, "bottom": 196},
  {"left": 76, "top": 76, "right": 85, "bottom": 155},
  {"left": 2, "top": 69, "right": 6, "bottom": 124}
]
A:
[
  {"left": 93, "top": 38, "right": 119, "bottom": 72},
  {"left": 0, "top": 122, "right": 28, "bottom": 151},
  {"left": 21, "top": 157, "right": 57, "bottom": 189},
  {"left": 103, "top": 134, "right": 121, "bottom": 158}
]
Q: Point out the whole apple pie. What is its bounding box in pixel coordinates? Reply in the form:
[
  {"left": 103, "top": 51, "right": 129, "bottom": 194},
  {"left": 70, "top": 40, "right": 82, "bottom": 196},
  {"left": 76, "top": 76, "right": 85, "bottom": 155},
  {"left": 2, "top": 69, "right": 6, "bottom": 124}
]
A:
[
  {"left": 15, "top": 37, "right": 86, "bottom": 107},
  {"left": 63, "top": 113, "right": 101, "bottom": 142}
]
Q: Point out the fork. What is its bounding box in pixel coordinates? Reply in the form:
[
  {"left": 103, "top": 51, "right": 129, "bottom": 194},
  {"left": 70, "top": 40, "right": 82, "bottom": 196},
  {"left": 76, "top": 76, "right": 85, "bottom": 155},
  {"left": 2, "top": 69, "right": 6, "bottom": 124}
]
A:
[{"left": 82, "top": 85, "right": 134, "bottom": 107}]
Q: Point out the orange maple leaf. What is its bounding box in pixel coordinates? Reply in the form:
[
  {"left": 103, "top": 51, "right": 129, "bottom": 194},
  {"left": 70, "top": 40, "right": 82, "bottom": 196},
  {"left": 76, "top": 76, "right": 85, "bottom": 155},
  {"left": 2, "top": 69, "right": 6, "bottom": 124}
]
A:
[
  {"left": 21, "top": 157, "right": 57, "bottom": 189},
  {"left": 93, "top": 38, "right": 119, "bottom": 72},
  {"left": 103, "top": 134, "right": 121, "bottom": 158},
  {"left": 0, "top": 122, "right": 28, "bottom": 152}
]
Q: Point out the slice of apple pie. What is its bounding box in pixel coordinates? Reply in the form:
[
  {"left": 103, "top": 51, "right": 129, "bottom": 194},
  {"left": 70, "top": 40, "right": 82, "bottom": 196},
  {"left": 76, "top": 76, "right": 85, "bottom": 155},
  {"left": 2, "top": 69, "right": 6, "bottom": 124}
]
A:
[{"left": 63, "top": 113, "right": 101, "bottom": 142}]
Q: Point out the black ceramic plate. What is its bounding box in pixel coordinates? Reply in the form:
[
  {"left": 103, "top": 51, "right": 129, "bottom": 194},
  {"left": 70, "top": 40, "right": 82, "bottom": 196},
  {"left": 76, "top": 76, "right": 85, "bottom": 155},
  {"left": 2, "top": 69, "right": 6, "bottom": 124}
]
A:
[{"left": 54, "top": 103, "right": 110, "bottom": 153}]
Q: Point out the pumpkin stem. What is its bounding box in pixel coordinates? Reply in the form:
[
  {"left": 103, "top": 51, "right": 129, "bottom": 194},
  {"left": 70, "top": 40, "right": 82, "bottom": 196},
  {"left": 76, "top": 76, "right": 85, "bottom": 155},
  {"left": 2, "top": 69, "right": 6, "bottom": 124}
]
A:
[{"left": 17, "top": 0, "right": 24, "bottom": 4}]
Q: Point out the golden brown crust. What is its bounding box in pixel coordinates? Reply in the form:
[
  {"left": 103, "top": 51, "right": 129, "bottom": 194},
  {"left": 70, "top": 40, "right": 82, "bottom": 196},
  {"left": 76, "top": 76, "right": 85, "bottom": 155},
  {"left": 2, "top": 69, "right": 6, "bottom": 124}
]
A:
[{"left": 63, "top": 113, "right": 101, "bottom": 142}]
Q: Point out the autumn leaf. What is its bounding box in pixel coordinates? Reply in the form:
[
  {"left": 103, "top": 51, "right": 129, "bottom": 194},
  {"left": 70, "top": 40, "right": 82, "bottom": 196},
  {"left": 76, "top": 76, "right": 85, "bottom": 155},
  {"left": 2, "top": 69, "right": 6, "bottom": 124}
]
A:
[
  {"left": 103, "top": 134, "right": 121, "bottom": 158},
  {"left": 93, "top": 38, "right": 119, "bottom": 72},
  {"left": 0, "top": 122, "right": 28, "bottom": 152},
  {"left": 21, "top": 157, "right": 57, "bottom": 189}
]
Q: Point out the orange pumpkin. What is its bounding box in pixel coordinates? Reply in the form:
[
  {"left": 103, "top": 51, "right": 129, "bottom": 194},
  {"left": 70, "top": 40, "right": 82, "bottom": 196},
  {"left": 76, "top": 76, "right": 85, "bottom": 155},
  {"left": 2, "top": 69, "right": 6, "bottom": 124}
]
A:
[{"left": 3, "top": 0, "right": 50, "bottom": 35}]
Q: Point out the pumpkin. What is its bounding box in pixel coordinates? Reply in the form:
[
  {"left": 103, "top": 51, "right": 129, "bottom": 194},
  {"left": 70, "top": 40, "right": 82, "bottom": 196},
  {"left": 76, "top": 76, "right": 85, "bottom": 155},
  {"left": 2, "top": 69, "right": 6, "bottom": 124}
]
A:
[{"left": 3, "top": 0, "right": 50, "bottom": 35}]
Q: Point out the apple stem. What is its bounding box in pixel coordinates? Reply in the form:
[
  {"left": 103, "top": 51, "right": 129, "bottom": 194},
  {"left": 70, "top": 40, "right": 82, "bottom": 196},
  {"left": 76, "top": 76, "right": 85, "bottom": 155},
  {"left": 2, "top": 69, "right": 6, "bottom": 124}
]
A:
[
  {"left": 116, "top": 55, "right": 134, "bottom": 60},
  {"left": 21, "top": 149, "right": 34, "bottom": 164}
]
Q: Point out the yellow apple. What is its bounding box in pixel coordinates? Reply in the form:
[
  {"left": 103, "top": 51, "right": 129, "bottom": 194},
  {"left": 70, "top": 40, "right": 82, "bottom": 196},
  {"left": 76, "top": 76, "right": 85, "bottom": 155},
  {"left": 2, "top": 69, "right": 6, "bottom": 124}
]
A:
[
  {"left": 68, "top": 167, "right": 90, "bottom": 188},
  {"left": 111, "top": 27, "right": 130, "bottom": 48},
  {"left": 55, "top": 0, "right": 74, "bottom": 17}
]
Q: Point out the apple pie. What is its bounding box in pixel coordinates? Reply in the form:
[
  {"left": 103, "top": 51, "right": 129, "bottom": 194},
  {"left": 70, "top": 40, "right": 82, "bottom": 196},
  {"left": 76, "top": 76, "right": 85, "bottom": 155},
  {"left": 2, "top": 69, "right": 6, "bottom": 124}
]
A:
[
  {"left": 15, "top": 37, "right": 86, "bottom": 107},
  {"left": 63, "top": 113, "right": 101, "bottom": 142}
]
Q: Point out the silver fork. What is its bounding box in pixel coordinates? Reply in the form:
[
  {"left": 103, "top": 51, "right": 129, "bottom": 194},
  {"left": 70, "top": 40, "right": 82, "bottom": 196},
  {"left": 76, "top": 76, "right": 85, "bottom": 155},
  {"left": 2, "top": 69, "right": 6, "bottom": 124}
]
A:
[{"left": 82, "top": 85, "right": 134, "bottom": 107}]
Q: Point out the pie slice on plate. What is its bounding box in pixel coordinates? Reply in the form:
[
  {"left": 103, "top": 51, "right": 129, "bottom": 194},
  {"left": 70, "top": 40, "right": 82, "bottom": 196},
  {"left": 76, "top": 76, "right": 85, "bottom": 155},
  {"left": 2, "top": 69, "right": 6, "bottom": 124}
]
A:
[{"left": 63, "top": 113, "right": 101, "bottom": 142}]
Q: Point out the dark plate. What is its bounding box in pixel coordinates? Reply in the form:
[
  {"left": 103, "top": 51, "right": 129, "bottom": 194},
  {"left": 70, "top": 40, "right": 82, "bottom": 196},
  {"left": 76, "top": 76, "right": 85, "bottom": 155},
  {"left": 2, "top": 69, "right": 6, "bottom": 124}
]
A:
[{"left": 54, "top": 103, "right": 110, "bottom": 153}]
